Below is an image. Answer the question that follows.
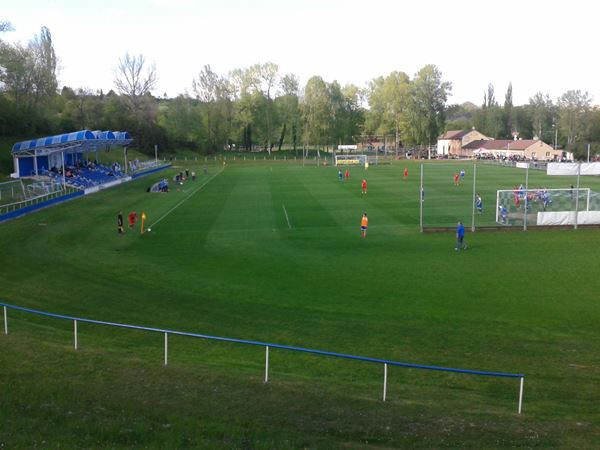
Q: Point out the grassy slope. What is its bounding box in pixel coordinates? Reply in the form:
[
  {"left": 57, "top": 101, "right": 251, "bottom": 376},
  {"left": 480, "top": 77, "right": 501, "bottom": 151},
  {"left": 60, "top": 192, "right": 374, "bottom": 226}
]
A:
[{"left": 1, "top": 160, "right": 599, "bottom": 448}]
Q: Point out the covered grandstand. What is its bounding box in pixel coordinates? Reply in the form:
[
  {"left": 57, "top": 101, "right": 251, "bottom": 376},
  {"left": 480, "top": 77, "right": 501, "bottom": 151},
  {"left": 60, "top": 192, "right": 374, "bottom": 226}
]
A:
[
  {"left": 2, "top": 130, "right": 169, "bottom": 222},
  {"left": 11, "top": 130, "right": 133, "bottom": 190}
]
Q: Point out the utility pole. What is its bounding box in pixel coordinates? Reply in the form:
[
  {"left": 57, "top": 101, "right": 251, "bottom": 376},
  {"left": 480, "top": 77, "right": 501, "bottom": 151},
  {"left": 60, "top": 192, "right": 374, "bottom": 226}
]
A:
[{"left": 587, "top": 143, "right": 591, "bottom": 163}]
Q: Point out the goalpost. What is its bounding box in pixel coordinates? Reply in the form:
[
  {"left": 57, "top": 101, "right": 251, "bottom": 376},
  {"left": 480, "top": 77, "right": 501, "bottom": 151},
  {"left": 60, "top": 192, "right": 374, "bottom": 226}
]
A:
[
  {"left": 0, "top": 178, "right": 67, "bottom": 215},
  {"left": 334, "top": 154, "right": 368, "bottom": 167},
  {"left": 0, "top": 179, "right": 26, "bottom": 204},
  {"left": 495, "top": 187, "right": 600, "bottom": 226}
]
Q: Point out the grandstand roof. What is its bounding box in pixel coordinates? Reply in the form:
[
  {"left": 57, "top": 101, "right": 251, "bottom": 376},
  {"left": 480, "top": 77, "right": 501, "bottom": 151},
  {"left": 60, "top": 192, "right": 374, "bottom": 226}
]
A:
[{"left": 11, "top": 130, "right": 132, "bottom": 157}]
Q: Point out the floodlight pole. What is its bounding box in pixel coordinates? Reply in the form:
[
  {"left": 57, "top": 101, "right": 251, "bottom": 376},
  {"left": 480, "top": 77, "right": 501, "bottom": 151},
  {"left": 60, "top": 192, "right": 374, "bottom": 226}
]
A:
[
  {"left": 61, "top": 151, "right": 66, "bottom": 190},
  {"left": 302, "top": 145, "right": 305, "bottom": 168},
  {"left": 419, "top": 164, "right": 424, "bottom": 232},
  {"left": 587, "top": 143, "right": 591, "bottom": 163},
  {"left": 33, "top": 149, "right": 39, "bottom": 176},
  {"left": 523, "top": 165, "right": 529, "bottom": 231},
  {"left": 471, "top": 164, "right": 477, "bottom": 232},
  {"left": 123, "top": 147, "right": 128, "bottom": 174},
  {"left": 155, "top": 144, "right": 158, "bottom": 165},
  {"left": 575, "top": 162, "right": 581, "bottom": 230}
]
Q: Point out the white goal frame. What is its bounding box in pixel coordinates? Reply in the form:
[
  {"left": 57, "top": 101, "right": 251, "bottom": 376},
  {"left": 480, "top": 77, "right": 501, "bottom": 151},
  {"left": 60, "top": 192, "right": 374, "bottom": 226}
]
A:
[
  {"left": 0, "top": 179, "right": 26, "bottom": 204},
  {"left": 334, "top": 154, "right": 367, "bottom": 166},
  {"left": 495, "top": 187, "right": 596, "bottom": 226}
]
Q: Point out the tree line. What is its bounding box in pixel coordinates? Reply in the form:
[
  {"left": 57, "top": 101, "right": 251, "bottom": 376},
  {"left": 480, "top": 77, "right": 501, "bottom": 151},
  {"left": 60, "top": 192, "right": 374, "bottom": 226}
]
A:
[{"left": 1, "top": 23, "right": 599, "bottom": 159}]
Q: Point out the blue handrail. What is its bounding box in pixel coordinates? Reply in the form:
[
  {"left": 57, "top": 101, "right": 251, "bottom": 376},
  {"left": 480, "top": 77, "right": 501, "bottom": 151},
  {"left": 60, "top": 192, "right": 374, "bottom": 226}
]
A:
[{"left": 0, "top": 302, "right": 524, "bottom": 379}]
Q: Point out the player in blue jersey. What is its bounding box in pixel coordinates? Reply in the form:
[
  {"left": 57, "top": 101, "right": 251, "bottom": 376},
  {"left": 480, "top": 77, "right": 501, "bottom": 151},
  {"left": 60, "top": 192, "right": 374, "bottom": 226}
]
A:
[
  {"left": 455, "top": 221, "right": 467, "bottom": 250},
  {"left": 500, "top": 205, "right": 508, "bottom": 224}
]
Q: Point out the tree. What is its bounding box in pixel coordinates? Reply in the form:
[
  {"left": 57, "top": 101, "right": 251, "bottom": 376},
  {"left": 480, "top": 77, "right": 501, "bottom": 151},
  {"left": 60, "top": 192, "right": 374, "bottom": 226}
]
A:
[
  {"left": 527, "top": 92, "right": 554, "bottom": 140},
  {"left": 192, "top": 64, "right": 232, "bottom": 151},
  {"left": 250, "top": 62, "right": 279, "bottom": 153},
  {"left": 365, "top": 72, "right": 411, "bottom": 150},
  {"left": 229, "top": 67, "right": 258, "bottom": 151},
  {"left": 557, "top": 90, "right": 591, "bottom": 146},
  {"left": 407, "top": 64, "right": 452, "bottom": 146},
  {"left": 113, "top": 53, "right": 159, "bottom": 152},
  {"left": 30, "top": 27, "right": 58, "bottom": 101},
  {"left": 474, "top": 83, "right": 504, "bottom": 138},
  {"left": 483, "top": 83, "right": 497, "bottom": 108},
  {"left": 61, "top": 87, "right": 95, "bottom": 129},
  {"left": 504, "top": 82, "right": 514, "bottom": 136},
  {"left": 340, "top": 84, "right": 364, "bottom": 144},
  {"left": 158, "top": 94, "right": 205, "bottom": 149},
  {"left": 0, "top": 26, "right": 58, "bottom": 132},
  {"left": 0, "top": 20, "right": 13, "bottom": 33},
  {"left": 276, "top": 73, "right": 300, "bottom": 152},
  {"left": 280, "top": 73, "right": 299, "bottom": 97},
  {"left": 444, "top": 102, "right": 477, "bottom": 131},
  {"left": 302, "top": 76, "right": 330, "bottom": 152},
  {"left": 114, "top": 53, "right": 157, "bottom": 116}
]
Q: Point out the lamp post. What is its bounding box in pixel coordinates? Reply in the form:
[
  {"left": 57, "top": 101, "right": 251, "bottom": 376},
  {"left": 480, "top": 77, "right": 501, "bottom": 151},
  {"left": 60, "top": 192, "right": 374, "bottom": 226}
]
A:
[
  {"left": 552, "top": 121, "right": 557, "bottom": 150},
  {"left": 587, "top": 143, "right": 591, "bottom": 163}
]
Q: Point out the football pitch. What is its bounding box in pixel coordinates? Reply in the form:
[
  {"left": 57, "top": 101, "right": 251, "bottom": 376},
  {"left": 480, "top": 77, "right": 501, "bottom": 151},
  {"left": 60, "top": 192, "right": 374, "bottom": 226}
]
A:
[{"left": 1, "top": 160, "right": 599, "bottom": 448}]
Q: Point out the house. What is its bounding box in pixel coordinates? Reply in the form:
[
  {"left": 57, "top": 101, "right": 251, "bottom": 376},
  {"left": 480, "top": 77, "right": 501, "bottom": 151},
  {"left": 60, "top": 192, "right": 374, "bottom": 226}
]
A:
[
  {"left": 462, "top": 139, "right": 563, "bottom": 161},
  {"left": 437, "top": 129, "right": 491, "bottom": 157}
]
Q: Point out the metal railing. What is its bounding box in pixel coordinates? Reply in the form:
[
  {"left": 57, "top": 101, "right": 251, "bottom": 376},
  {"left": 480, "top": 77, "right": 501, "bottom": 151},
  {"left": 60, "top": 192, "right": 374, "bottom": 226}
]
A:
[
  {"left": 0, "top": 186, "right": 75, "bottom": 215},
  {"left": 1, "top": 302, "right": 525, "bottom": 413}
]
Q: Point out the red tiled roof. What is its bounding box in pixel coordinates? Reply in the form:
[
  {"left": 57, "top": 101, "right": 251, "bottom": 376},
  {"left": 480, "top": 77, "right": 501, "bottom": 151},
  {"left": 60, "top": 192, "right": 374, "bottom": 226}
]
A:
[
  {"left": 438, "top": 130, "right": 471, "bottom": 140},
  {"left": 501, "top": 139, "right": 539, "bottom": 150},
  {"left": 463, "top": 139, "right": 544, "bottom": 151}
]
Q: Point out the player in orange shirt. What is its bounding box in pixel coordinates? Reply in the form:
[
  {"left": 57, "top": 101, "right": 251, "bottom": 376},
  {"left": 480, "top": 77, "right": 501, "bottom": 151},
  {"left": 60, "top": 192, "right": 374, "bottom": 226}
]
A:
[
  {"left": 404, "top": 167, "right": 408, "bottom": 179},
  {"left": 360, "top": 213, "right": 368, "bottom": 238},
  {"left": 361, "top": 178, "right": 367, "bottom": 194},
  {"left": 453, "top": 172, "right": 460, "bottom": 186},
  {"left": 345, "top": 168, "right": 350, "bottom": 180}
]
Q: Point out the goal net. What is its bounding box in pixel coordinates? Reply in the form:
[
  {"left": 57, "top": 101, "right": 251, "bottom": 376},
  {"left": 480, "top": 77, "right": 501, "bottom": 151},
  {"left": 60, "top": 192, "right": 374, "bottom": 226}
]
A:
[
  {"left": 0, "top": 180, "right": 27, "bottom": 205},
  {"left": 335, "top": 154, "right": 367, "bottom": 166},
  {"left": 25, "top": 180, "right": 64, "bottom": 198},
  {"left": 495, "top": 187, "right": 600, "bottom": 226},
  {"left": 0, "top": 179, "right": 65, "bottom": 208}
]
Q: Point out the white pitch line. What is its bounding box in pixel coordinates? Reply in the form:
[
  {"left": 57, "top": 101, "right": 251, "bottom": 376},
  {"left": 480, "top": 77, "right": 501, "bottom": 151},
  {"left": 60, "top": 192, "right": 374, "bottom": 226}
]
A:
[
  {"left": 149, "top": 170, "right": 222, "bottom": 228},
  {"left": 282, "top": 203, "right": 292, "bottom": 229}
]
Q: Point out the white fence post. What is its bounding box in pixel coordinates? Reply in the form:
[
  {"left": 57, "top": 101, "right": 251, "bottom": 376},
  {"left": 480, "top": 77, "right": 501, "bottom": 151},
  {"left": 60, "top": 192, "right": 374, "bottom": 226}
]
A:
[
  {"left": 3, "top": 306, "right": 7, "bottom": 334},
  {"left": 74, "top": 319, "right": 78, "bottom": 350},
  {"left": 264, "top": 346, "right": 269, "bottom": 383},
  {"left": 383, "top": 363, "right": 388, "bottom": 402},
  {"left": 518, "top": 377, "right": 524, "bottom": 414},
  {"left": 164, "top": 332, "right": 168, "bottom": 366}
]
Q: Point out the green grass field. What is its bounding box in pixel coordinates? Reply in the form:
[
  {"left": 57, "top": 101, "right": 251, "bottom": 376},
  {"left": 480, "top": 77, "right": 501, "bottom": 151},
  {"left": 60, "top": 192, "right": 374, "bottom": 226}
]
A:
[{"left": 1, "top": 160, "right": 599, "bottom": 448}]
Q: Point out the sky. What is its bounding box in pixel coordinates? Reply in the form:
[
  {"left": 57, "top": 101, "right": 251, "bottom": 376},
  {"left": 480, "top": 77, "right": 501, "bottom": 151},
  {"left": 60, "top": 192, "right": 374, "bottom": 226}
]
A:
[{"left": 2, "top": 0, "right": 599, "bottom": 106}]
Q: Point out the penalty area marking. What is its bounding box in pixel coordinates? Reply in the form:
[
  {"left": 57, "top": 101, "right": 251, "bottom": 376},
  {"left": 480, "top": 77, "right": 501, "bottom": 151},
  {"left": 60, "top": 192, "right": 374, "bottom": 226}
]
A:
[
  {"left": 149, "top": 169, "right": 222, "bottom": 229},
  {"left": 282, "top": 204, "right": 292, "bottom": 229}
]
